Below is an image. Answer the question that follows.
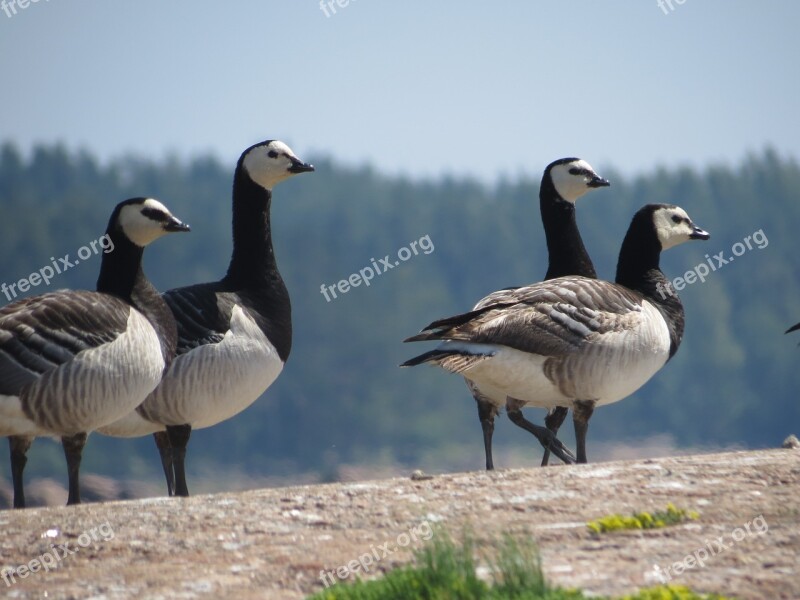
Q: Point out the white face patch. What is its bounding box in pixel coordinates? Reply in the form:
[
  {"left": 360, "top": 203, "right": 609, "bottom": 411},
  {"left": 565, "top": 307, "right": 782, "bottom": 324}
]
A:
[
  {"left": 118, "top": 198, "right": 176, "bottom": 247},
  {"left": 653, "top": 206, "right": 699, "bottom": 250},
  {"left": 242, "top": 141, "right": 304, "bottom": 190},
  {"left": 549, "top": 159, "right": 601, "bottom": 203}
]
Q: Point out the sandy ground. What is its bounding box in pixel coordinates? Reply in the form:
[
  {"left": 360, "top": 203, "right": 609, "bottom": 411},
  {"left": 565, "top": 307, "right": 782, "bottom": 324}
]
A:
[{"left": 0, "top": 448, "right": 797, "bottom": 599}]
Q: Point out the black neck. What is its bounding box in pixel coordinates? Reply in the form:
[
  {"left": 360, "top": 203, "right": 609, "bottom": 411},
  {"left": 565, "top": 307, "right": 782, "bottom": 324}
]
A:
[
  {"left": 96, "top": 229, "right": 178, "bottom": 367},
  {"left": 221, "top": 165, "right": 292, "bottom": 362},
  {"left": 540, "top": 177, "right": 597, "bottom": 280},
  {"left": 96, "top": 232, "right": 147, "bottom": 303},
  {"left": 615, "top": 217, "right": 685, "bottom": 358},
  {"left": 224, "top": 168, "right": 282, "bottom": 289}
]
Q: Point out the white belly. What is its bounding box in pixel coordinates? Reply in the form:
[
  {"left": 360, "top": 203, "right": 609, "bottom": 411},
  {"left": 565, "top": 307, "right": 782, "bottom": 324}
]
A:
[
  {"left": 135, "top": 305, "right": 284, "bottom": 430},
  {"left": 463, "top": 349, "right": 565, "bottom": 407},
  {"left": 97, "top": 409, "right": 163, "bottom": 438},
  {"left": 0, "top": 396, "right": 46, "bottom": 436},
  {"left": 464, "top": 378, "right": 505, "bottom": 410}
]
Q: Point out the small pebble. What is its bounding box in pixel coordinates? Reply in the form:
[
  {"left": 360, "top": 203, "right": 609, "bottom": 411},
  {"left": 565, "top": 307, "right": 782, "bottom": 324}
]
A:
[{"left": 781, "top": 434, "right": 800, "bottom": 449}]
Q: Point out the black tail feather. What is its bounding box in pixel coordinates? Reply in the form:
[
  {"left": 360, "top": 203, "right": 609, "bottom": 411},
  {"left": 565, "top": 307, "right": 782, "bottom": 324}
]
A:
[
  {"left": 401, "top": 347, "right": 496, "bottom": 374},
  {"left": 400, "top": 349, "right": 451, "bottom": 367},
  {"left": 403, "top": 305, "right": 511, "bottom": 343}
]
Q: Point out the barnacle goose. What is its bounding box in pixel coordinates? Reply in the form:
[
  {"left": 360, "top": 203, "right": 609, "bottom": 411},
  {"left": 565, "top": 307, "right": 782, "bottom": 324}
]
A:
[
  {"left": 466, "top": 158, "right": 609, "bottom": 470},
  {"left": 0, "top": 198, "right": 190, "bottom": 507},
  {"left": 99, "top": 140, "right": 314, "bottom": 497},
  {"left": 403, "top": 204, "right": 709, "bottom": 464}
]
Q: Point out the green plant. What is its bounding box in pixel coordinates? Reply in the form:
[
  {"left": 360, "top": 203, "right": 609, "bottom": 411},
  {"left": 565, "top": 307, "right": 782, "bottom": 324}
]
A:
[
  {"left": 587, "top": 504, "right": 700, "bottom": 535},
  {"left": 620, "top": 584, "right": 730, "bottom": 600},
  {"left": 308, "top": 531, "right": 582, "bottom": 599},
  {"left": 306, "top": 530, "right": 727, "bottom": 600}
]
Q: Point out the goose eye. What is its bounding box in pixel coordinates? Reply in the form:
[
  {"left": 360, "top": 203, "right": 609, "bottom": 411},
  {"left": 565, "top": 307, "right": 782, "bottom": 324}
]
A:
[
  {"left": 268, "top": 150, "right": 279, "bottom": 158},
  {"left": 569, "top": 167, "right": 581, "bottom": 175},
  {"left": 671, "top": 215, "right": 682, "bottom": 224}
]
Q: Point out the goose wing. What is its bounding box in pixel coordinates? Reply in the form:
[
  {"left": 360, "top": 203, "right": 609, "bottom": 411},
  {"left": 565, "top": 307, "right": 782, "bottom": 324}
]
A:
[
  {"left": 163, "top": 284, "right": 236, "bottom": 353},
  {"left": 0, "top": 291, "right": 129, "bottom": 395},
  {"left": 473, "top": 285, "right": 523, "bottom": 310},
  {"left": 407, "top": 277, "right": 646, "bottom": 357}
]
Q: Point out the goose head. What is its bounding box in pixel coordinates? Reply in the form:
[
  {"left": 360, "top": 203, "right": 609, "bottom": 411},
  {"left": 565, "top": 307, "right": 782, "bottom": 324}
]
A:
[
  {"left": 546, "top": 158, "right": 610, "bottom": 203},
  {"left": 113, "top": 197, "right": 191, "bottom": 247},
  {"left": 241, "top": 140, "right": 315, "bottom": 191},
  {"left": 651, "top": 204, "right": 710, "bottom": 250}
]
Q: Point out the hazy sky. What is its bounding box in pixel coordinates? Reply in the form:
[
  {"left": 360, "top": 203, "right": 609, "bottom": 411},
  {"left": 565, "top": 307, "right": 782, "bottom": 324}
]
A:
[{"left": 2, "top": 1, "right": 798, "bottom": 182}]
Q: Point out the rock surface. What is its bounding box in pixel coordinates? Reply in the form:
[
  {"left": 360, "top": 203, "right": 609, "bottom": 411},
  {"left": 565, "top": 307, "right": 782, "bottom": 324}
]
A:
[{"left": 0, "top": 448, "right": 798, "bottom": 599}]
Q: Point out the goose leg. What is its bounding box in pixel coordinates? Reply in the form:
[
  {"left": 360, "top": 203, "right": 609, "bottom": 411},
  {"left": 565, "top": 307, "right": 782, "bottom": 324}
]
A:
[
  {"left": 166, "top": 425, "right": 192, "bottom": 497},
  {"left": 9, "top": 435, "right": 33, "bottom": 509},
  {"left": 153, "top": 431, "right": 175, "bottom": 496},
  {"left": 475, "top": 397, "right": 499, "bottom": 471},
  {"left": 506, "top": 399, "right": 575, "bottom": 465},
  {"left": 541, "top": 406, "right": 569, "bottom": 467},
  {"left": 61, "top": 433, "right": 88, "bottom": 505},
  {"left": 573, "top": 400, "right": 596, "bottom": 464}
]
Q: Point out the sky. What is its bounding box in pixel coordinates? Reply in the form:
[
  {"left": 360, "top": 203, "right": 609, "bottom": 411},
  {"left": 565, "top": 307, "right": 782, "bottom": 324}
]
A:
[{"left": 1, "top": 1, "right": 799, "bottom": 183}]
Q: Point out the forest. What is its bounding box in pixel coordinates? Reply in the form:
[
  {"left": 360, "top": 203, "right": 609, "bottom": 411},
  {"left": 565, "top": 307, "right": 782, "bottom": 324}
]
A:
[{"left": 1, "top": 142, "right": 798, "bottom": 489}]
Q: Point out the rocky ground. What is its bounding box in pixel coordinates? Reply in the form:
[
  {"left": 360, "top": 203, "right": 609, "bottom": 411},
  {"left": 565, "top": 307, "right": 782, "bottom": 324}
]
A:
[{"left": 0, "top": 447, "right": 798, "bottom": 599}]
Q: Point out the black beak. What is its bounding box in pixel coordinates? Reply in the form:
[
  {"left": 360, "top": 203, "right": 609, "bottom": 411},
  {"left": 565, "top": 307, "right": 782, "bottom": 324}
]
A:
[
  {"left": 288, "top": 158, "right": 315, "bottom": 174},
  {"left": 587, "top": 175, "right": 610, "bottom": 188},
  {"left": 164, "top": 217, "right": 191, "bottom": 233},
  {"left": 689, "top": 225, "right": 710, "bottom": 240},
  {"left": 785, "top": 322, "right": 800, "bottom": 335}
]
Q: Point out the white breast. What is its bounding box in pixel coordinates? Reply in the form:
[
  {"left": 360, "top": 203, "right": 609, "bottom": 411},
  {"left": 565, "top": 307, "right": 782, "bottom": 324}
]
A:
[
  {"left": 136, "top": 304, "right": 284, "bottom": 429},
  {"left": 571, "top": 300, "right": 672, "bottom": 406}
]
